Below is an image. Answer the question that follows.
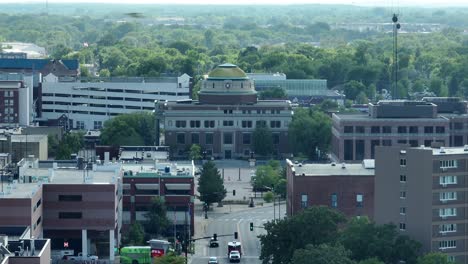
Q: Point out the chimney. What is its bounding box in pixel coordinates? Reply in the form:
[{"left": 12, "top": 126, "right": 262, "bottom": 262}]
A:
[{"left": 341, "top": 163, "right": 346, "bottom": 169}]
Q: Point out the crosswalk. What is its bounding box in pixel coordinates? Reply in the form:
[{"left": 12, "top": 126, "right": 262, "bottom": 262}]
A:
[{"left": 222, "top": 218, "right": 270, "bottom": 222}]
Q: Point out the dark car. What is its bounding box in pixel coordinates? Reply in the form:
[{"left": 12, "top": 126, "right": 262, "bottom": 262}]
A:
[{"left": 209, "top": 238, "right": 219, "bottom": 248}]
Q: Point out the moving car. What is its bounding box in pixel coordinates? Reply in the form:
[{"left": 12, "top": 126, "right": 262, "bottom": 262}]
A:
[
  {"left": 208, "top": 256, "right": 218, "bottom": 264},
  {"left": 209, "top": 238, "right": 219, "bottom": 248},
  {"left": 229, "top": 250, "right": 241, "bottom": 262}
]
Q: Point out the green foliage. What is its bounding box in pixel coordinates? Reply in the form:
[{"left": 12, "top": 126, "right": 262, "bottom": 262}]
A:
[
  {"left": 197, "top": 161, "right": 226, "bottom": 206},
  {"left": 52, "top": 132, "right": 84, "bottom": 159},
  {"left": 100, "top": 112, "right": 155, "bottom": 146},
  {"left": 252, "top": 122, "right": 273, "bottom": 157},
  {"left": 154, "top": 252, "right": 185, "bottom": 264},
  {"left": 288, "top": 108, "right": 331, "bottom": 160},
  {"left": 259, "top": 87, "right": 287, "bottom": 99},
  {"left": 263, "top": 191, "right": 274, "bottom": 203},
  {"left": 344, "top": 80, "right": 366, "bottom": 101},
  {"left": 189, "top": 144, "right": 202, "bottom": 160},
  {"left": 47, "top": 134, "right": 59, "bottom": 157},
  {"left": 291, "top": 244, "right": 355, "bottom": 264},
  {"left": 124, "top": 222, "right": 145, "bottom": 246},
  {"left": 417, "top": 252, "right": 454, "bottom": 264},
  {"left": 251, "top": 163, "right": 281, "bottom": 193},
  {"left": 144, "top": 197, "right": 171, "bottom": 237},
  {"left": 358, "top": 258, "right": 384, "bottom": 264},
  {"left": 259, "top": 206, "right": 346, "bottom": 264}
]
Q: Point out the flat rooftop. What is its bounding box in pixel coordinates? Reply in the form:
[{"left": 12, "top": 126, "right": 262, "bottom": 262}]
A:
[
  {"left": 0, "top": 182, "right": 40, "bottom": 199},
  {"left": 333, "top": 113, "right": 448, "bottom": 122},
  {"left": 23, "top": 168, "right": 118, "bottom": 184},
  {"left": 293, "top": 161, "right": 374, "bottom": 176},
  {"left": 418, "top": 146, "right": 468, "bottom": 156},
  {"left": 122, "top": 161, "right": 194, "bottom": 178}
]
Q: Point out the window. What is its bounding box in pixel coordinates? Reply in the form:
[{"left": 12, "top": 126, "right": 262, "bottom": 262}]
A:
[
  {"left": 371, "top": 126, "right": 380, "bottom": 133},
  {"left": 190, "top": 120, "right": 201, "bottom": 128},
  {"left": 256, "top": 120, "right": 267, "bottom": 127},
  {"left": 59, "top": 195, "right": 82, "bottom": 201},
  {"left": 439, "top": 240, "right": 456, "bottom": 249},
  {"left": 273, "top": 133, "right": 280, "bottom": 145},
  {"left": 439, "top": 208, "right": 457, "bottom": 217},
  {"left": 440, "top": 160, "right": 457, "bottom": 168},
  {"left": 242, "top": 133, "right": 251, "bottom": 145},
  {"left": 355, "top": 126, "right": 365, "bottom": 134},
  {"left": 331, "top": 193, "right": 337, "bottom": 208},
  {"left": 205, "top": 133, "right": 213, "bottom": 145},
  {"left": 424, "top": 126, "right": 434, "bottom": 134},
  {"left": 224, "top": 133, "right": 233, "bottom": 144},
  {"left": 76, "top": 121, "right": 85, "bottom": 130},
  {"left": 440, "top": 224, "right": 457, "bottom": 233},
  {"left": 301, "top": 194, "right": 308, "bottom": 208},
  {"left": 440, "top": 192, "right": 457, "bottom": 201},
  {"left": 382, "top": 139, "right": 392, "bottom": 146},
  {"left": 191, "top": 134, "right": 199, "bottom": 144},
  {"left": 223, "top": 120, "right": 234, "bottom": 127},
  {"left": 398, "top": 126, "right": 407, "bottom": 134},
  {"left": 382, "top": 126, "right": 392, "bottom": 134},
  {"left": 400, "top": 207, "right": 406, "bottom": 215},
  {"left": 242, "top": 121, "right": 253, "bottom": 128},
  {"left": 409, "top": 126, "right": 418, "bottom": 134},
  {"left": 204, "top": 120, "right": 215, "bottom": 128},
  {"left": 400, "top": 159, "right": 406, "bottom": 166},
  {"left": 176, "top": 120, "right": 186, "bottom": 128},
  {"left": 454, "top": 122, "right": 463, "bottom": 130},
  {"left": 176, "top": 134, "right": 185, "bottom": 144},
  {"left": 400, "top": 175, "right": 407, "bottom": 182},
  {"left": 36, "top": 216, "right": 41, "bottom": 226},
  {"left": 91, "top": 121, "right": 103, "bottom": 130},
  {"left": 356, "top": 194, "right": 363, "bottom": 207},
  {"left": 399, "top": 223, "right": 406, "bottom": 230},
  {"left": 440, "top": 176, "right": 457, "bottom": 185},
  {"left": 59, "top": 212, "right": 82, "bottom": 219},
  {"left": 36, "top": 199, "right": 42, "bottom": 208},
  {"left": 436, "top": 126, "right": 445, "bottom": 134},
  {"left": 400, "top": 191, "right": 406, "bottom": 199},
  {"left": 223, "top": 109, "right": 233, "bottom": 114},
  {"left": 344, "top": 126, "right": 353, "bottom": 133},
  {"left": 270, "top": 121, "right": 281, "bottom": 128}
]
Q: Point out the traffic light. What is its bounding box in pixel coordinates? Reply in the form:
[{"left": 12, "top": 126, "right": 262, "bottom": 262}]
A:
[
  {"left": 249, "top": 222, "right": 254, "bottom": 231},
  {"left": 213, "top": 233, "right": 217, "bottom": 240},
  {"left": 233, "top": 189, "right": 236, "bottom": 196},
  {"left": 234, "top": 232, "right": 238, "bottom": 239}
]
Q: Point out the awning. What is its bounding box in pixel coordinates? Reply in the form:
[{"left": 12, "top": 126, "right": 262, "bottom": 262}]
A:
[
  {"left": 123, "top": 184, "right": 131, "bottom": 190},
  {"left": 135, "top": 184, "right": 160, "bottom": 190},
  {"left": 165, "top": 183, "right": 191, "bottom": 190}
]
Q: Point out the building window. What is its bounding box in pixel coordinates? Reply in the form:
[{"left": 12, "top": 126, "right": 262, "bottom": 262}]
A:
[
  {"left": 331, "top": 193, "right": 337, "bottom": 208},
  {"left": 397, "top": 126, "right": 407, "bottom": 134},
  {"left": 440, "top": 176, "right": 457, "bottom": 185},
  {"left": 439, "top": 208, "right": 457, "bottom": 217},
  {"left": 356, "top": 194, "right": 363, "bottom": 207},
  {"left": 191, "top": 134, "right": 199, "bottom": 144},
  {"left": 59, "top": 212, "right": 82, "bottom": 219},
  {"left": 204, "top": 120, "right": 215, "bottom": 128},
  {"left": 440, "top": 192, "right": 457, "bottom": 201},
  {"left": 205, "top": 133, "right": 213, "bottom": 145},
  {"left": 440, "top": 224, "right": 457, "bottom": 233},
  {"left": 400, "top": 175, "right": 406, "bottom": 182},
  {"left": 400, "top": 191, "right": 406, "bottom": 199},
  {"left": 176, "top": 120, "right": 186, "bottom": 128},
  {"left": 436, "top": 126, "right": 445, "bottom": 134},
  {"left": 440, "top": 160, "right": 457, "bottom": 169},
  {"left": 190, "top": 120, "right": 201, "bottom": 128},
  {"left": 355, "top": 126, "right": 365, "bottom": 134},
  {"left": 301, "top": 194, "right": 308, "bottom": 208},
  {"left": 454, "top": 122, "right": 463, "bottom": 130},
  {"left": 241, "top": 83, "right": 244, "bottom": 88},
  {"left": 242, "top": 121, "right": 253, "bottom": 128},
  {"left": 439, "top": 240, "right": 457, "bottom": 249},
  {"left": 223, "top": 133, "right": 233, "bottom": 145},
  {"left": 242, "top": 133, "right": 251, "bottom": 145},
  {"left": 400, "top": 159, "right": 406, "bottom": 167},
  {"left": 256, "top": 120, "right": 267, "bottom": 127},
  {"left": 409, "top": 126, "right": 418, "bottom": 134},
  {"left": 399, "top": 223, "right": 406, "bottom": 231},
  {"left": 424, "top": 126, "right": 434, "bottom": 134},
  {"left": 371, "top": 126, "right": 380, "bottom": 133},
  {"left": 76, "top": 121, "right": 85, "bottom": 130},
  {"left": 344, "top": 126, "right": 353, "bottom": 133},
  {"left": 58, "top": 195, "right": 82, "bottom": 202},
  {"left": 176, "top": 134, "right": 185, "bottom": 144},
  {"left": 382, "top": 126, "right": 392, "bottom": 134},
  {"left": 223, "top": 109, "right": 233, "bottom": 114},
  {"left": 400, "top": 207, "right": 406, "bottom": 215},
  {"left": 223, "top": 120, "right": 234, "bottom": 127},
  {"left": 448, "top": 256, "right": 456, "bottom": 262},
  {"left": 382, "top": 139, "right": 392, "bottom": 146},
  {"left": 272, "top": 133, "right": 280, "bottom": 145},
  {"left": 270, "top": 121, "right": 281, "bottom": 128}
]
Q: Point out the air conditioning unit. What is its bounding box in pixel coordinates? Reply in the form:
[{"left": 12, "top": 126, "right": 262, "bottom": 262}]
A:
[
  {"left": 442, "top": 167, "right": 448, "bottom": 171},
  {"left": 441, "top": 199, "right": 447, "bottom": 203}
]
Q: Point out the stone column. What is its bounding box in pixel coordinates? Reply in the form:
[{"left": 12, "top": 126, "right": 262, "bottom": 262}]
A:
[{"left": 82, "top": 229, "right": 87, "bottom": 258}]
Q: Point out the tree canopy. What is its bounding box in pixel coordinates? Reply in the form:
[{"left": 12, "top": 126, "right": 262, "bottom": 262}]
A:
[
  {"left": 100, "top": 112, "right": 155, "bottom": 146},
  {"left": 197, "top": 161, "right": 226, "bottom": 206},
  {"left": 145, "top": 196, "right": 171, "bottom": 237},
  {"left": 252, "top": 122, "right": 274, "bottom": 157}
]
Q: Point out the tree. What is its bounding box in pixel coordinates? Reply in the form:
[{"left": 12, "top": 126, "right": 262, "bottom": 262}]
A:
[
  {"left": 189, "top": 144, "right": 202, "bottom": 160},
  {"left": 259, "top": 206, "right": 346, "bottom": 264},
  {"left": 100, "top": 112, "right": 156, "bottom": 146},
  {"left": 358, "top": 258, "right": 384, "bottom": 264},
  {"left": 124, "top": 222, "right": 145, "bottom": 246},
  {"left": 47, "top": 134, "right": 59, "bottom": 157},
  {"left": 263, "top": 191, "right": 274, "bottom": 203},
  {"left": 259, "top": 87, "right": 287, "bottom": 99},
  {"left": 417, "top": 252, "right": 454, "bottom": 264},
  {"left": 198, "top": 161, "right": 226, "bottom": 206},
  {"left": 251, "top": 163, "right": 280, "bottom": 192},
  {"left": 145, "top": 197, "right": 171, "bottom": 237},
  {"left": 54, "top": 132, "right": 84, "bottom": 159},
  {"left": 154, "top": 252, "right": 185, "bottom": 264},
  {"left": 344, "top": 80, "right": 366, "bottom": 101},
  {"left": 291, "top": 244, "right": 355, "bottom": 264},
  {"left": 252, "top": 122, "right": 273, "bottom": 156}
]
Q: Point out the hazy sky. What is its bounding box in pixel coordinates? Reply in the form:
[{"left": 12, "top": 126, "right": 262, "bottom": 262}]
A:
[{"left": 1, "top": 0, "right": 468, "bottom": 6}]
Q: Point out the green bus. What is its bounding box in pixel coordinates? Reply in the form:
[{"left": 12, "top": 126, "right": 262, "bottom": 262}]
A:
[{"left": 120, "top": 246, "right": 152, "bottom": 264}]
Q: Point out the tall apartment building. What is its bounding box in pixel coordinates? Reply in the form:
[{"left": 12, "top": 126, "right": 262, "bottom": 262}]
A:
[
  {"left": 375, "top": 146, "right": 468, "bottom": 263},
  {"left": 332, "top": 99, "right": 468, "bottom": 162},
  {"left": 161, "top": 64, "right": 293, "bottom": 159},
  {"left": 41, "top": 75, "right": 191, "bottom": 130},
  {"left": 0, "top": 80, "right": 30, "bottom": 126}
]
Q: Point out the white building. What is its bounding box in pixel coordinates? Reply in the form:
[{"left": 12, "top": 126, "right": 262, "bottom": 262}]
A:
[{"left": 41, "top": 74, "right": 191, "bottom": 130}]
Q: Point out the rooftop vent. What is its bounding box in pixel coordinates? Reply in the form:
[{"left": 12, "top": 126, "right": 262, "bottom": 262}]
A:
[
  {"left": 440, "top": 147, "right": 446, "bottom": 154},
  {"left": 464, "top": 145, "right": 468, "bottom": 152},
  {"left": 341, "top": 163, "right": 346, "bottom": 169},
  {"left": 420, "top": 145, "right": 425, "bottom": 148},
  {"left": 331, "top": 162, "right": 336, "bottom": 166}
]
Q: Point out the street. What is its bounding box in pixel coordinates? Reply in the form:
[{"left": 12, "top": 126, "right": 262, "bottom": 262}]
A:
[{"left": 190, "top": 203, "right": 285, "bottom": 264}]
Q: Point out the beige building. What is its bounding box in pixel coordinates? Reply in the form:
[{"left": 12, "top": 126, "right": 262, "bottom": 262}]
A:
[
  {"left": 375, "top": 146, "right": 468, "bottom": 263},
  {"left": 0, "top": 134, "right": 48, "bottom": 162}
]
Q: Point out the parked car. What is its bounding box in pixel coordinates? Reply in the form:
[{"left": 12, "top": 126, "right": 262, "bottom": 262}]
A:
[{"left": 65, "top": 253, "right": 98, "bottom": 261}]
